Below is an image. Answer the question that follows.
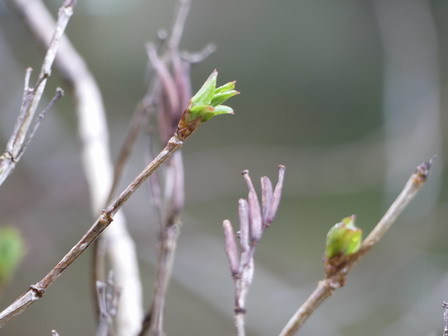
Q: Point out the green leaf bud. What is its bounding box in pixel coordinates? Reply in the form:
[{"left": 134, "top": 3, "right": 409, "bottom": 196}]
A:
[
  {"left": 176, "top": 70, "right": 239, "bottom": 140},
  {"left": 325, "top": 215, "right": 362, "bottom": 260}
]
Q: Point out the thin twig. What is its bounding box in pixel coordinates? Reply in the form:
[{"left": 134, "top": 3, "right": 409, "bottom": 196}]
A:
[
  {"left": 96, "top": 272, "right": 121, "bottom": 336},
  {"left": 443, "top": 301, "right": 448, "bottom": 336},
  {"left": 278, "top": 159, "right": 433, "bottom": 336},
  {"left": 139, "top": 152, "right": 185, "bottom": 336},
  {"left": 0, "top": 135, "right": 183, "bottom": 328},
  {"left": 0, "top": 0, "right": 76, "bottom": 186},
  {"left": 17, "top": 88, "right": 64, "bottom": 161},
  {"left": 180, "top": 44, "right": 217, "bottom": 64}
]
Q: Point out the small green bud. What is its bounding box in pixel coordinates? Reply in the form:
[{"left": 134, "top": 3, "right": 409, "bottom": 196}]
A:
[
  {"left": 325, "top": 215, "right": 362, "bottom": 260},
  {"left": 0, "top": 227, "right": 24, "bottom": 285}
]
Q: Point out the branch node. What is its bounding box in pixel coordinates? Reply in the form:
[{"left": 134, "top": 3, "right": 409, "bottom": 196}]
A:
[
  {"left": 29, "top": 284, "right": 45, "bottom": 298},
  {"left": 234, "top": 307, "right": 247, "bottom": 314}
]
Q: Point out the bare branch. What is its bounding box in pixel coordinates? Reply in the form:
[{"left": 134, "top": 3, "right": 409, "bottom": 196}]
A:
[
  {"left": 17, "top": 88, "right": 64, "bottom": 161},
  {"left": 0, "top": 136, "right": 183, "bottom": 328},
  {"left": 0, "top": 0, "right": 75, "bottom": 186},
  {"left": 168, "top": 0, "right": 191, "bottom": 50},
  {"left": 442, "top": 301, "right": 448, "bottom": 336},
  {"left": 96, "top": 273, "right": 121, "bottom": 336},
  {"left": 180, "top": 44, "right": 217, "bottom": 64},
  {"left": 278, "top": 159, "right": 433, "bottom": 336}
]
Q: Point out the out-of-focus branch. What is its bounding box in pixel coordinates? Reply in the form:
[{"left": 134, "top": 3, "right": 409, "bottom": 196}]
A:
[
  {"left": 278, "top": 159, "right": 433, "bottom": 336},
  {"left": 96, "top": 273, "right": 121, "bottom": 336},
  {"left": 5, "top": 0, "right": 144, "bottom": 334},
  {"left": 443, "top": 301, "right": 448, "bottom": 336},
  {"left": 139, "top": 152, "right": 184, "bottom": 336},
  {"left": 373, "top": 0, "right": 442, "bottom": 209},
  {"left": 0, "top": 0, "right": 76, "bottom": 186}
]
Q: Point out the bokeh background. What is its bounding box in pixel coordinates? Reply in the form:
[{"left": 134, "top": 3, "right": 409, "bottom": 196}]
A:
[{"left": 0, "top": 0, "right": 448, "bottom": 335}]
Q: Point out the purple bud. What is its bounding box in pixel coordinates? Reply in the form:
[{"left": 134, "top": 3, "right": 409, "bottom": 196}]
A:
[
  {"left": 238, "top": 198, "right": 250, "bottom": 251},
  {"left": 243, "top": 170, "right": 262, "bottom": 242},
  {"left": 223, "top": 220, "right": 240, "bottom": 276},
  {"left": 261, "top": 176, "right": 273, "bottom": 228},
  {"left": 265, "top": 165, "right": 286, "bottom": 227}
]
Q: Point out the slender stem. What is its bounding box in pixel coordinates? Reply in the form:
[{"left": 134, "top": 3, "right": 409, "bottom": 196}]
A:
[
  {"left": 0, "top": 0, "right": 76, "bottom": 186},
  {"left": 443, "top": 301, "right": 448, "bottom": 336},
  {"left": 279, "top": 159, "right": 432, "bottom": 336},
  {"left": 0, "top": 136, "right": 183, "bottom": 328},
  {"left": 235, "top": 312, "right": 246, "bottom": 336},
  {"left": 139, "top": 220, "right": 181, "bottom": 336}
]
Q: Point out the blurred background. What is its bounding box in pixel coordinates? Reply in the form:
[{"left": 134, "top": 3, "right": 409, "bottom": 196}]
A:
[{"left": 0, "top": 0, "right": 447, "bottom": 335}]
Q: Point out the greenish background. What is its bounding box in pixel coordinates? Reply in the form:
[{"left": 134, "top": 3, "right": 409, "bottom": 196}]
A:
[{"left": 0, "top": 0, "right": 447, "bottom": 335}]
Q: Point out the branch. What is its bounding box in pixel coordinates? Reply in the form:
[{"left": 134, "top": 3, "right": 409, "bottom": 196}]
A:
[
  {"left": 5, "top": 0, "right": 144, "bottom": 334},
  {"left": 0, "top": 0, "right": 76, "bottom": 186},
  {"left": 443, "top": 301, "right": 448, "bottom": 336},
  {"left": 139, "top": 153, "right": 184, "bottom": 336},
  {"left": 0, "top": 70, "right": 238, "bottom": 329},
  {"left": 0, "top": 135, "right": 183, "bottom": 329},
  {"left": 278, "top": 158, "right": 434, "bottom": 336},
  {"left": 96, "top": 273, "right": 121, "bottom": 336}
]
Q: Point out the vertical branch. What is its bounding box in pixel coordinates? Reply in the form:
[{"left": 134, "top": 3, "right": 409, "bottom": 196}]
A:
[
  {"left": 5, "top": 0, "right": 143, "bottom": 334},
  {"left": 373, "top": 0, "right": 442, "bottom": 208},
  {"left": 443, "top": 301, "right": 448, "bottom": 336}
]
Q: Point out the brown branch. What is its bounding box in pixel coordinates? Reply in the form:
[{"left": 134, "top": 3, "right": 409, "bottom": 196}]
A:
[
  {"left": 0, "top": 0, "right": 76, "bottom": 186},
  {"left": 278, "top": 159, "right": 433, "bottom": 336},
  {"left": 0, "top": 135, "right": 183, "bottom": 328}
]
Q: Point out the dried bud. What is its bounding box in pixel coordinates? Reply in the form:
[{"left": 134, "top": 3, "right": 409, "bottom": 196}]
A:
[
  {"left": 223, "top": 220, "right": 240, "bottom": 275},
  {"left": 243, "top": 170, "right": 262, "bottom": 243},
  {"left": 238, "top": 199, "right": 250, "bottom": 251},
  {"left": 264, "top": 165, "right": 285, "bottom": 228},
  {"left": 325, "top": 215, "right": 362, "bottom": 260},
  {"left": 261, "top": 176, "right": 273, "bottom": 225}
]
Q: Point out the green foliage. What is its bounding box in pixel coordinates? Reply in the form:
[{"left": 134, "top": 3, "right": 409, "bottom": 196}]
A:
[
  {"left": 0, "top": 227, "right": 24, "bottom": 285},
  {"left": 188, "top": 70, "right": 239, "bottom": 122}
]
